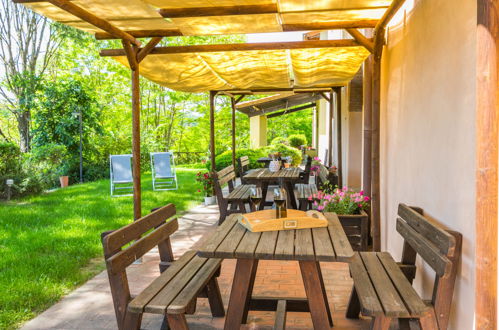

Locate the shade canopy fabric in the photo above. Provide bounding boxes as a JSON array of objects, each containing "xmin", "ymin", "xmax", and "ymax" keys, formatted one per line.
[
  {"xmin": 113, "ymin": 46, "xmax": 370, "ymax": 92},
  {"xmin": 21, "ymin": 0, "xmax": 381, "ymax": 92},
  {"xmin": 24, "ymin": 0, "xmax": 390, "ymax": 36}
]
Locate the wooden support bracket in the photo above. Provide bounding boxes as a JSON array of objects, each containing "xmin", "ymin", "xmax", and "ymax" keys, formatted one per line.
[{"xmin": 346, "ymin": 28, "xmax": 374, "ymax": 53}]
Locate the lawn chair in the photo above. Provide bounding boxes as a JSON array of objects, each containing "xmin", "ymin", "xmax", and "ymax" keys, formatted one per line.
[
  {"xmin": 110, "ymin": 154, "xmax": 133, "ymax": 197},
  {"xmin": 150, "ymin": 151, "xmax": 178, "ymax": 191}
]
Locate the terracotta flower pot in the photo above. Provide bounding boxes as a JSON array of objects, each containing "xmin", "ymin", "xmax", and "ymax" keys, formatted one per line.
[{"xmin": 59, "ymin": 176, "xmax": 69, "ymax": 188}]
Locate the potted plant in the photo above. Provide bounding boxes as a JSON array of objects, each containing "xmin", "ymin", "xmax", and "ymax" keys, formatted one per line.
[
  {"xmin": 196, "ymin": 171, "xmax": 216, "ymax": 205},
  {"xmin": 309, "ymin": 186, "xmax": 370, "ymax": 251}
]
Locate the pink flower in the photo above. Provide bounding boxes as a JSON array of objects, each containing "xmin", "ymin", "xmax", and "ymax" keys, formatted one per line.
[
  {"xmin": 343, "ymin": 186, "xmax": 348, "ymax": 191},
  {"xmin": 358, "ymin": 203, "xmax": 362, "ymax": 208},
  {"xmin": 308, "ymin": 196, "xmax": 313, "ymax": 201},
  {"xmin": 359, "ymin": 190, "xmax": 364, "ymax": 195},
  {"xmin": 364, "ymin": 196, "xmax": 370, "ymax": 202},
  {"xmin": 313, "ymin": 201, "xmax": 318, "ymax": 206},
  {"xmin": 317, "ymin": 205, "xmax": 324, "ymax": 211}
]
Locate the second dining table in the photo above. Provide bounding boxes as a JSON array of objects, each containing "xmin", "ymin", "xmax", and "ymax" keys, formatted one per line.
[{"xmin": 243, "ymin": 167, "xmax": 302, "ymax": 209}]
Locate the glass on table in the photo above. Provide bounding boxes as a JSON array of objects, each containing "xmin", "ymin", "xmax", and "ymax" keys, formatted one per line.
[
  {"xmin": 249, "ymin": 187, "xmax": 263, "ymax": 211},
  {"xmin": 273, "ymin": 188, "xmax": 287, "ymax": 218}
]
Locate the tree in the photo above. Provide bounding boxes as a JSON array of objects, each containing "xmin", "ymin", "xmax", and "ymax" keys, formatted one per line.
[
  {"xmin": 0, "ymin": 0, "xmax": 63, "ymax": 151},
  {"xmin": 31, "ymin": 78, "xmax": 103, "ymax": 173}
]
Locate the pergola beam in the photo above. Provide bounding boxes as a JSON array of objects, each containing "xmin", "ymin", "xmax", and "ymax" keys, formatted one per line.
[
  {"xmin": 137, "ymin": 37, "xmax": 163, "ymax": 63},
  {"xmin": 159, "ymin": 4, "xmax": 277, "ymax": 18},
  {"xmin": 346, "ymin": 28, "xmax": 374, "ymax": 53},
  {"xmin": 99, "ymin": 39, "xmax": 367, "ymax": 57},
  {"xmin": 282, "ymin": 20, "xmax": 378, "ymax": 31},
  {"xmin": 266, "ymin": 103, "xmax": 315, "ymax": 119},
  {"xmin": 95, "ymin": 29, "xmax": 182, "ymax": 40},
  {"xmin": 373, "ymin": 0, "xmax": 407, "ymax": 50},
  {"xmin": 12, "ymin": 0, "xmax": 142, "ymax": 47},
  {"xmin": 93, "ymin": 22, "xmax": 378, "ymax": 41}
]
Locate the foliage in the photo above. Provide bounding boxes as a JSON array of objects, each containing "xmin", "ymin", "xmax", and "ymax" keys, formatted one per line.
[
  {"xmin": 288, "ymin": 134, "xmax": 307, "ymax": 148},
  {"xmin": 27, "ymin": 143, "xmax": 68, "ymax": 187},
  {"xmin": 265, "ymin": 143, "xmax": 302, "ymax": 166},
  {"xmin": 309, "ymin": 186, "xmax": 370, "ymax": 214},
  {"xmin": 0, "ymin": 142, "xmax": 45, "ymax": 199},
  {"xmin": 0, "ymin": 141, "xmax": 21, "ymax": 174},
  {"xmin": 270, "ymin": 136, "xmax": 289, "ymax": 145},
  {"xmin": 208, "ymin": 148, "xmax": 267, "ymax": 172},
  {"xmin": 0, "ymin": 168, "xmax": 205, "ymax": 329},
  {"xmin": 0, "ymin": 0, "xmax": 65, "ymax": 151},
  {"xmin": 32, "ymin": 78, "xmax": 106, "ymax": 182},
  {"xmin": 267, "ymin": 108, "xmax": 313, "ymax": 147},
  {"xmin": 195, "ymin": 171, "xmax": 214, "ymax": 196}
]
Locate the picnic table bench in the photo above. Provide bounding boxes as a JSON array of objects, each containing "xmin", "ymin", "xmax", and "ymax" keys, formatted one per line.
[
  {"xmin": 101, "ymin": 204, "xmax": 225, "ymax": 330},
  {"xmin": 346, "ymin": 204, "xmax": 462, "ymax": 329},
  {"xmin": 214, "ymin": 165, "xmax": 254, "ymax": 224}
]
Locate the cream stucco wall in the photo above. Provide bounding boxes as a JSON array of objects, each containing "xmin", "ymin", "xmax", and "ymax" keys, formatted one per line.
[
  {"xmin": 249, "ymin": 115, "xmax": 267, "ymax": 148},
  {"xmin": 380, "ymin": 0, "xmax": 476, "ymax": 328}
]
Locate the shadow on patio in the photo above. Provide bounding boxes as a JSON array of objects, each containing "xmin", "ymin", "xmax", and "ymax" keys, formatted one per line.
[{"xmin": 21, "ymin": 203, "xmax": 370, "ymax": 330}]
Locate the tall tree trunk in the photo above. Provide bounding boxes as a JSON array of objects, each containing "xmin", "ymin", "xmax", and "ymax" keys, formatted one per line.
[{"xmin": 17, "ymin": 110, "xmax": 30, "ymax": 152}]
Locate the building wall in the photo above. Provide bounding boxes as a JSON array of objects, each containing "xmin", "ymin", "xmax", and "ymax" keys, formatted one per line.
[{"xmin": 380, "ymin": 0, "xmax": 476, "ymax": 328}]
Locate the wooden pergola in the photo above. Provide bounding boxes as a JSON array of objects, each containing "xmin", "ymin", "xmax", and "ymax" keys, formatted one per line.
[
  {"xmin": 13, "ymin": 1, "xmax": 498, "ymax": 325},
  {"xmin": 13, "ymin": 0, "xmax": 410, "ymax": 250}
]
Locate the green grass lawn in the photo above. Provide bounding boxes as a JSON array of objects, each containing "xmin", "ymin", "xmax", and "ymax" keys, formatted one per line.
[{"xmin": 0, "ymin": 167, "xmax": 204, "ymax": 329}]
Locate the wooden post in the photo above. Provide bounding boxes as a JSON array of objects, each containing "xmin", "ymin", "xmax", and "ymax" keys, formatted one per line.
[
  {"xmin": 362, "ymin": 31, "xmax": 373, "ymax": 199},
  {"xmin": 475, "ymin": 0, "xmax": 498, "ymax": 328},
  {"xmin": 371, "ymin": 28, "xmax": 384, "ymax": 251},
  {"xmin": 334, "ymin": 87, "xmax": 343, "ymax": 188},
  {"xmin": 209, "ymin": 91, "xmax": 216, "ymax": 173},
  {"xmin": 231, "ymin": 96, "xmax": 236, "ymax": 167},
  {"xmin": 122, "ymin": 41, "xmax": 142, "ymax": 221},
  {"xmin": 328, "ymin": 90, "xmax": 334, "ymax": 168},
  {"xmin": 131, "ymin": 67, "xmax": 141, "ymax": 220}
]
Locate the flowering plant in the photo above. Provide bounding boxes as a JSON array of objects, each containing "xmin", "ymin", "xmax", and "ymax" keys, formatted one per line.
[
  {"xmin": 310, "ymin": 156, "xmax": 322, "ymax": 175},
  {"xmin": 308, "ymin": 186, "xmax": 370, "ymax": 214},
  {"xmin": 196, "ymin": 171, "xmax": 214, "ymax": 197}
]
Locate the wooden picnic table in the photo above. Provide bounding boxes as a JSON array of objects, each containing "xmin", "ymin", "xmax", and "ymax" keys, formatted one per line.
[
  {"xmin": 198, "ymin": 212, "xmax": 354, "ymax": 329},
  {"xmin": 243, "ymin": 167, "xmax": 302, "ymax": 209}
]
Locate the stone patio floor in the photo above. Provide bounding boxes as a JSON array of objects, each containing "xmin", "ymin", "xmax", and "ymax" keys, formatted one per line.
[{"xmin": 21, "ymin": 203, "xmax": 372, "ymax": 330}]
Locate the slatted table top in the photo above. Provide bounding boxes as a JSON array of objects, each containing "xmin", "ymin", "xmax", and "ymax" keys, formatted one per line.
[
  {"xmin": 198, "ymin": 212, "xmax": 354, "ymax": 262},
  {"xmin": 243, "ymin": 167, "xmax": 301, "ymax": 181}
]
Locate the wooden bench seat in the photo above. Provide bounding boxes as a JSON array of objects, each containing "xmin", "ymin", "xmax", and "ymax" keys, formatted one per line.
[
  {"xmin": 214, "ymin": 165, "xmax": 254, "ymax": 224},
  {"xmin": 238, "ymin": 156, "xmax": 258, "ymax": 184},
  {"xmin": 102, "ymin": 204, "xmax": 225, "ymax": 330},
  {"xmin": 348, "ymin": 252, "xmax": 430, "ymax": 321},
  {"xmin": 346, "ymin": 204, "xmax": 462, "ymax": 329}
]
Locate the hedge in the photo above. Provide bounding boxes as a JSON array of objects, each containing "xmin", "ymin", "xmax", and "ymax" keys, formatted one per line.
[{"xmin": 288, "ymin": 134, "xmax": 307, "ymax": 149}]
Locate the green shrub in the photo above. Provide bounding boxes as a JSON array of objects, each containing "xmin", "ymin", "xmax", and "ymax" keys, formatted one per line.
[
  {"xmin": 288, "ymin": 134, "xmax": 307, "ymax": 149},
  {"xmin": 0, "ymin": 143, "xmax": 45, "ymax": 199},
  {"xmin": 27, "ymin": 144, "xmax": 68, "ymax": 188},
  {"xmin": 207, "ymin": 148, "xmax": 267, "ymax": 172},
  {"xmin": 270, "ymin": 136, "xmax": 289, "ymax": 146},
  {"xmin": 0, "ymin": 142, "xmax": 21, "ymax": 175},
  {"xmin": 265, "ymin": 143, "xmax": 302, "ymax": 166}
]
